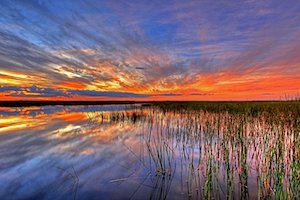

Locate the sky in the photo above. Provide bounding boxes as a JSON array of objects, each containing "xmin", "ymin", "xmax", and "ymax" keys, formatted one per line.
[{"xmin": 0, "ymin": 0, "xmax": 299, "ymax": 101}]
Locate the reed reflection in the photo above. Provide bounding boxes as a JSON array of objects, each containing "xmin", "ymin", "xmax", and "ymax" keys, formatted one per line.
[{"xmin": 0, "ymin": 103, "xmax": 298, "ymax": 199}]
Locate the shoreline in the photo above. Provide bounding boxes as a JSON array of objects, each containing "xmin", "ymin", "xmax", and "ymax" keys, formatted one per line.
[{"xmin": 0, "ymin": 100, "xmax": 298, "ymax": 107}]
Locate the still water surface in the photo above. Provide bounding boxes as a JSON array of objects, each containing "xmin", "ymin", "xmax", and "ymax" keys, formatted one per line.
[{"xmin": 0, "ymin": 105, "xmax": 298, "ymax": 199}]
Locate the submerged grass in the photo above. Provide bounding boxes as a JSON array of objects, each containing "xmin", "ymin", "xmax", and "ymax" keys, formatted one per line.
[{"xmin": 93, "ymin": 101, "xmax": 299, "ymax": 199}]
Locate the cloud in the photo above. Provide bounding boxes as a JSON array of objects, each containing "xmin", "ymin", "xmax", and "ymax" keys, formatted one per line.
[
  {"xmin": 0, "ymin": 85, "xmax": 190, "ymax": 99},
  {"xmin": 190, "ymin": 93, "xmax": 214, "ymax": 96},
  {"xmin": 0, "ymin": 85, "xmax": 149, "ymax": 98},
  {"xmin": 0, "ymin": 1, "xmax": 299, "ymax": 99},
  {"xmin": 152, "ymin": 93, "xmax": 183, "ymax": 97},
  {"xmin": 69, "ymin": 90, "xmax": 148, "ymax": 98},
  {"xmin": 7, "ymin": 86, "xmax": 70, "ymax": 97},
  {"xmin": 0, "ymin": 86, "xmax": 22, "ymax": 92}
]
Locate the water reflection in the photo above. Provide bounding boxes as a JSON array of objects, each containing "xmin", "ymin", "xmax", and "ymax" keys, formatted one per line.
[{"xmin": 0, "ymin": 105, "xmax": 298, "ymax": 199}]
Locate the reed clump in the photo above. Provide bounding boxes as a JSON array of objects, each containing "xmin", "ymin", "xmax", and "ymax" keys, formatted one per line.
[{"xmin": 99, "ymin": 101, "xmax": 299, "ymax": 199}]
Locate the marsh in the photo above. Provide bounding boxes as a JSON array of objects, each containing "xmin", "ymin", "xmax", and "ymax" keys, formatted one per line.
[{"xmin": 0, "ymin": 102, "xmax": 299, "ymax": 199}]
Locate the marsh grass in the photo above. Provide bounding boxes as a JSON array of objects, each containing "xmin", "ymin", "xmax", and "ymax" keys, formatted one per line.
[{"xmin": 91, "ymin": 102, "xmax": 299, "ymax": 199}]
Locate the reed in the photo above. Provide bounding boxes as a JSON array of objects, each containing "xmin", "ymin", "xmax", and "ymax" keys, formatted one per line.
[{"xmin": 95, "ymin": 101, "xmax": 299, "ymax": 199}]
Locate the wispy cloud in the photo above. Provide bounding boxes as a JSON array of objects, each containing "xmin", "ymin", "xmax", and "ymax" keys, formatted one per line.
[{"xmin": 0, "ymin": 0, "xmax": 299, "ymax": 100}]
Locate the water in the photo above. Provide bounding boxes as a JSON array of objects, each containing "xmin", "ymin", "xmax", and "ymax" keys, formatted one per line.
[{"xmin": 0, "ymin": 104, "xmax": 298, "ymax": 199}]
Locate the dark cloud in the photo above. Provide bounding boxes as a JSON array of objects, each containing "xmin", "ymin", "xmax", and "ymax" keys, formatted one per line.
[
  {"xmin": 0, "ymin": 85, "xmax": 148, "ymax": 98},
  {"xmin": 7, "ymin": 86, "xmax": 70, "ymax": 97},
  {"xmin": 153, "ymin": 93, "xmax": 183, "ymax": 97},
  {"xmin": 190, "ymin": 93, "xmax": 214, "ymax": 96},
  {"xmin": 0, "ymin": 85, "xmax": 188, "ymax": 98},
  {"xmin": 69, "ymin": 90, "xmax": 148, "ymax": 98},
  {"xmin": 0, "ymin": 86, "xmax": 22, "ymax": 92},
  {"xmin": 27, "ymin": 86, "xmax": 70, "ymax": 97}
]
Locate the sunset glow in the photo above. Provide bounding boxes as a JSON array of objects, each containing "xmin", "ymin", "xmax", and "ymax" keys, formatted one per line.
[{"xmin": 0, "ymin": 1, "xmax": 299, "ymax": 100}]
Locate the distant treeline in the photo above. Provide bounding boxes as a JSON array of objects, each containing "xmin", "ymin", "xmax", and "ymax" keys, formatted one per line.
[
  {"xmin": 0, "ymin": 100, "xmax": 299, "ymax": 115},
  {"xmin": 0, "ymin": 101, "xmax": 137, "ymax": 107}
]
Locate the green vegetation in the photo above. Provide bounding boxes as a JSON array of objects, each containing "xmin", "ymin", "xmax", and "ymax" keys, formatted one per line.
[
  {"xmin": 153, "ymin": 101, "xmax": 300, "ymax": 116},
  {"xmin": 95, "ymin": 101, "xmax": 299, "ymax": 199}
]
